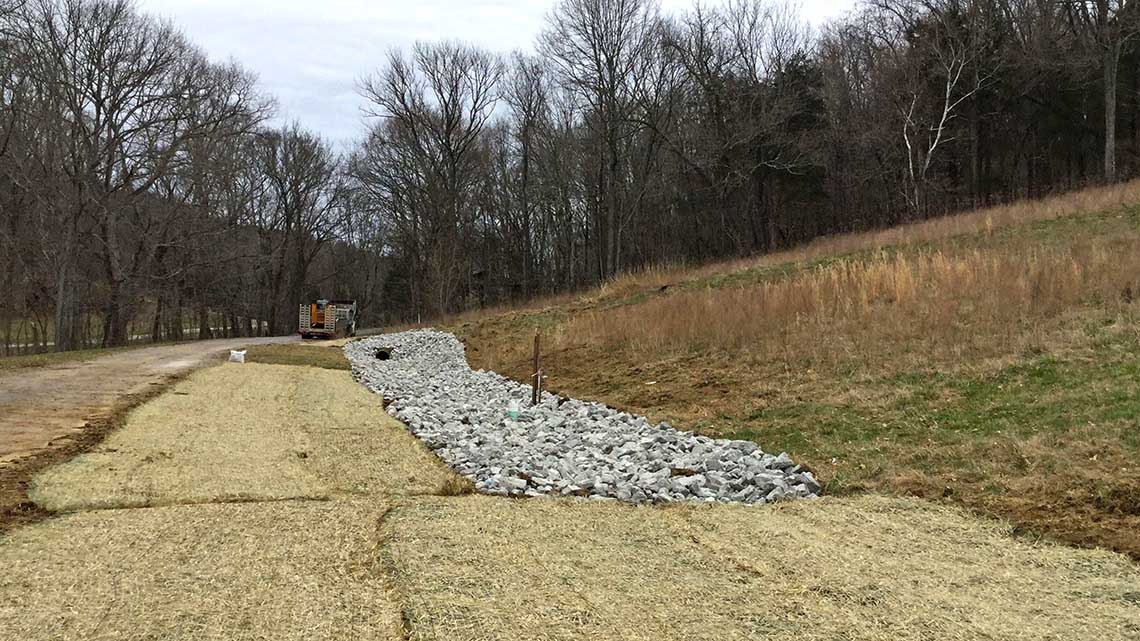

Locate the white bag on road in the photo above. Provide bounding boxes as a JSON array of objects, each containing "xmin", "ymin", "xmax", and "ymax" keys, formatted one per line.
[{"xmin": 229, "ymin": 349, "xmax": 246, "ymax": 363}]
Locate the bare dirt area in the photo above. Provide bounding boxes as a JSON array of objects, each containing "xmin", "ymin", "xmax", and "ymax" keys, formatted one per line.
[{"xmin": 0, "ymin": 336, "xmax": 297, "ymax": 530}]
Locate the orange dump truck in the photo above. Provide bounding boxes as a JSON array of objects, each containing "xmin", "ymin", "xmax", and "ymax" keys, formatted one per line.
[{"xmin": 299, "ymin": 299, "xmax": 357, "ymax": 339}]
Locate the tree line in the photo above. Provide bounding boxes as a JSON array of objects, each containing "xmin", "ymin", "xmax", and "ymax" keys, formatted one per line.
[
  {"xmin": 0, "ymin": 0, "xmax": 376, "ymax": 351},
  {"xmin": 2, "ymin": 0, "xmax": 1137, "ymax": 351},
  {"xmin": 356, "ymin": 0, "xmax": 1140, "ymax": 319}
]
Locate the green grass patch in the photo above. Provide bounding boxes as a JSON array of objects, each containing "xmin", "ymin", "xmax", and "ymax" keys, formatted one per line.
[{"xmin": 722, "ymin": 334, "xmax": 1140, "ymax": 465}]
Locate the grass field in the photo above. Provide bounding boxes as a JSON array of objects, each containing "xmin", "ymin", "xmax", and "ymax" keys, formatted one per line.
[
  {"xmin": 0, "ymin": 499, "xmax": 405, "ymax": 641},
  {"xmin": 448, "ymin": 181, "xmax": 1140, "ymax": 559}
]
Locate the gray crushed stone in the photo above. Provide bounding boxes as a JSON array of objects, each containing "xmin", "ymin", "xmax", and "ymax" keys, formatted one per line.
[{"xmin": 346, "ymin": 330, "xmax": 820, "ymax": 504}]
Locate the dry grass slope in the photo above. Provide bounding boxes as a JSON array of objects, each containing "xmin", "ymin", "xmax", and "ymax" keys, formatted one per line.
[
  {"xmin": 381, "ymin": 494, "xmax": 1140, "ymax": 641},
  {"xmin": 569, "ymin": 241, "xmax": 1140, "ymax": 371},
  {"xmin": 599, "ymin": 179, "xmax": 1140, "ymax": 299}
]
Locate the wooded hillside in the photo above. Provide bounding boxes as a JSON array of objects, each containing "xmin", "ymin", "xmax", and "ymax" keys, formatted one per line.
[{"xmin": 2, "ymin": 0, "xmax": 1137, "ymax": 350}]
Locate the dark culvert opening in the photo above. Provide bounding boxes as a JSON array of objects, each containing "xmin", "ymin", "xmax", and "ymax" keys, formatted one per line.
[{"xmin": 375, "ymin": 347, "xmax": 393, "ymax": 360}]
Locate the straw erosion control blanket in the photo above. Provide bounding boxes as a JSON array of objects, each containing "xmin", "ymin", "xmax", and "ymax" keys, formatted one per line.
[
  {"xmin": 379, "ymin": 494, "xmax": 1140, "ymax": 641},
  {"xmin": 348, "ymin": 330, "xmax": 821, "ymax": 504},
  {"xmin": 1, "ymin": 361, "xmax": 465, "ymax": 641},
  {"xmin": 29, "ymin": 362, "xmax": 461, "ymax": 512}
]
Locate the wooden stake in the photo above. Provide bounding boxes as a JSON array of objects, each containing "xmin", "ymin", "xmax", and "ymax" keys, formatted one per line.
[{"xmin": 531, "ymin": 331, "xmax": 541, "ymax": 406}]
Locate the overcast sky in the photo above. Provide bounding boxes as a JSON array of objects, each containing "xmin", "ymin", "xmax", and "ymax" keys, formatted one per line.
[{"xmin": 137, "ymin": 0, "xmax": 857, "ymax": 146}]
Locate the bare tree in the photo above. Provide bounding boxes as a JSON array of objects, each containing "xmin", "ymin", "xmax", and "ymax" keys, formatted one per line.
[
  {"xmin": 540, "ymin": 0, "xmax": 660, "ymax": 279},
  {"xmin": 1065, "ymin": 0, "xmax": 1140, "ymax": 182},
  {"xmin": 260, "ymin": 123, "xmax": 343, "ymax": 334},
  {"xmin": 870, "ymin": 0, "xmax": 995, "ymax": 216},
  {"xmin": 359, "ymin": 41, "xmax": 504, "ymax": 315},
  {"xmin": 504, "ymin": 53, "xmax": 550, "ymax": 297},
  {"xmin": 11, "ymin": 0, "xmax": 270, "ymax": 346}
]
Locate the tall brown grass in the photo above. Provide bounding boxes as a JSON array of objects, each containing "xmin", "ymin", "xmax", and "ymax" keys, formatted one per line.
[
  {"xmin": 438, "ymin": 180, "xmax": 1140, "ymax": 334},
  {"xmin": 560, "ymin": 237, "xmax": 1140, "ymax": 375},
  {"xmin": 598, "ymin": 180, "xmax": 1140, "ymax": 297}
]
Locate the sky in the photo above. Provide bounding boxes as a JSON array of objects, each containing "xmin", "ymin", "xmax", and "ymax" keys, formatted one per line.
[{"xmin": 138, "ymin": 0, "xmax": 857, "ymax": 146}]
